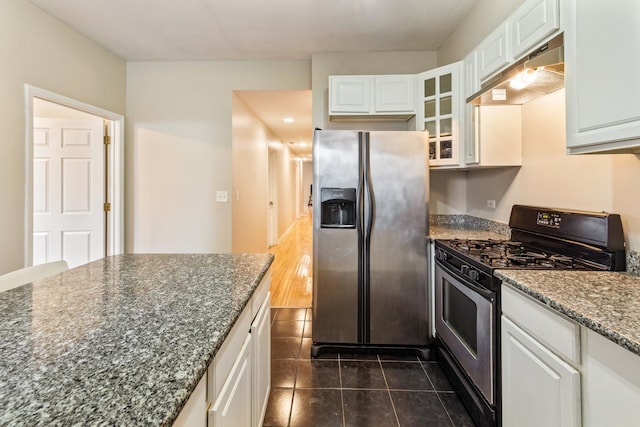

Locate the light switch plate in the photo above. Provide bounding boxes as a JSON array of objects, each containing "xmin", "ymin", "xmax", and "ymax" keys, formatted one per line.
[{"xmin": 216, "ymin": 191, "xmax": 229, "ymax": 203}]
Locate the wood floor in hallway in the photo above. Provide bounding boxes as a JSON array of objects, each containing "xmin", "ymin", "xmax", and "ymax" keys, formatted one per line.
[{"xmin": 269, "ymin": 214, "xmax": 313, "ymax": 308}]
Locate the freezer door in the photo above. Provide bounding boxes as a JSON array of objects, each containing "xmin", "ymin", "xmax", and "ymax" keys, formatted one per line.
[
  {"xmin": 366, "ymin": 131, "xmax": 429, "ymax": 345},
  {"xmin": 312, "ymin": 130, "xmax": 362, "ymax": 344}
]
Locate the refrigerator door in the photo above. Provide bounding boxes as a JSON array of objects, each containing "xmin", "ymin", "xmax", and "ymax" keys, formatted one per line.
[
  {"xmin": 366, "ymin": 131, "xmax": 429, "ymax": 345},
  {"xmin": 312, "ymin": 130, "xmax": 362, "ymax": 344}
]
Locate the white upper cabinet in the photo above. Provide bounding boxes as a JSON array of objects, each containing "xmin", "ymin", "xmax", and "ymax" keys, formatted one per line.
[
  {"xmin": 416, "ymin": 62, "xmax": 463, "ymax": 167},
  {"xmin": 564, "ymin": 0, "xmax": 640, "ymax": 154},
  {"xmin": 329, "ymin": 76, "xmax": 371, "ymax": 114},
  {"xmin": 475, "ymin": 0, "xmax": 560, "ymax": 84},
  {"xmin": 374, "ymin": 75, "xmax": 416, "ymax": 112},
  {"xmin": 462, "ymin": 50, "xmax": 522, "ymax": 168},
  {"xmin": 329, "ymin": 75, "xmax": 415, "ymax": 119},
  {"xmin": 476, "ymin": 23, "xmax": 512, "ymax": 82},
  {"xmin": 510, "ymin": 0, "xmax": 560, "ymax": 59},
  {"xmin": 463, "ymin": 51, "xmax": 479, "ymax": 165}
]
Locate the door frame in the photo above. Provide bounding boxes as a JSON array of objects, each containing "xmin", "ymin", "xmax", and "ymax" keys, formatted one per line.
[{"xmin": 24, "ymin": 84, "xmax": 125, "ymax": 266}]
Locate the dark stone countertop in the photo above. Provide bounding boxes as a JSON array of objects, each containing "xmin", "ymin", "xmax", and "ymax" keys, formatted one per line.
[
  {"xmin": 0, "ymin": 253, "xmax": 273, "ymax": 426},
  {"xmin": 429, "ymin": 214, "xmax": 510, "ymax": 241},
  {"xmin": 497, "ymin": 270, "xmax": 640, "ymax": 357}
]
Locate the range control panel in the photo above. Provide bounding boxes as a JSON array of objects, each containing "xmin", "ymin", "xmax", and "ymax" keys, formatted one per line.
[{"xmin": 536, "ymin": 211, "xmax": 561, "ymax": 228}]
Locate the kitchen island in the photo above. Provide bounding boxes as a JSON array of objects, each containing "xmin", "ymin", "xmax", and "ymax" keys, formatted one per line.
[{"xmin": 0, "ymin": 253, "xmax": 273, "ymax": 426}]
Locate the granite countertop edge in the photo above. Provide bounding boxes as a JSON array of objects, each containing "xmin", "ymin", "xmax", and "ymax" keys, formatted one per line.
[
  {"xmin": 496, "ymin": 271, "xmax": 640, "ymax": 357},
  {"xmin": 167, "ymin": 254, "xmax": 274, "ymax": 424},
  {"xmin": 0, "ymin": 253, "xmax": 275, "ymax": 427}
]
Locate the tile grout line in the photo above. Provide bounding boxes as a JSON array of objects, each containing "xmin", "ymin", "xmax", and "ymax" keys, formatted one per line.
[
  {"xmin": 287, "ymin": 309, "xmax": 309, "ymax": 427},
  {"xmin": 420, "ymin": 360, "xmax": 456, "ymax": 427},
  {"xmin": 338, "ymin": 353, "xmax": 346, "ymax": 427},
  {"xmin": 378, "ymin": 356, "xmax": 402, "ymax": 427}
]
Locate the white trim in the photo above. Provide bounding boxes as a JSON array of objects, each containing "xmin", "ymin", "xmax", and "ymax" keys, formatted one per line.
[
  {"xmin": 276, "ymin": 220, "xmax": 296, "ymax": 245},
  {"xmin": 24, "ymin": 84, "xmax": 125, "ymax": 266}
]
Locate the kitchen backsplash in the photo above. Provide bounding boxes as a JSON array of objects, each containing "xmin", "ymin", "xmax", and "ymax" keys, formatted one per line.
[
  {"xmin": 429, "ymin": 214, "xmax": 511, "ymax": 236},
  {"xmin": 626, "ymin": 252, "xmax": 640, "ymax": 276}
]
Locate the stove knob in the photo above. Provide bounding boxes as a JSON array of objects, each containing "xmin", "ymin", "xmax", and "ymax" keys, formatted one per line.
[
  {"xmin": 461, "ymin": 264, "xmax": 469, "ymax": 275},
  {"xmin": 437, "ymin": 249, "xmax": 448, "ymax": 261},
  {"xmin": 469, "ymin": 269, "xmax": 480, "ymax": 281}
]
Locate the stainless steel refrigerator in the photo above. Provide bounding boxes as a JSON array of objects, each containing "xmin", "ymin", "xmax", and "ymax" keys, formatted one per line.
[{"xmin": 311, "ymin": 130, "xmax": 430, "ymax": 356}]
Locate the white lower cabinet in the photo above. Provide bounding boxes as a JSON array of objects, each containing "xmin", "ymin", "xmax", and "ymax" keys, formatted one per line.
[
  {"xmin": 210, "ymin": 334, "xmax": 253, "ymax": 427},
  {"xmin": 501, "ymin": 285, "xmax": 581, "ymax": 427},
  {"xmin": 581, "ymin": 327, "xmax": 640, "ymax": 427},
  {"xmin": 174, "ymin": 272, "xmax": 271, "ymax": 427},
  {"xmin": 501, "ymin": 316, "xmax": 581, "ymax": 427},
  {"xmin": 251, "ymin": 292, "xmax": 271, "ymax": 427},
  {"xmin": 502, "ymin": 284, "xmax": 640, "ymax": 427},
  {"xmin": 173, "ymin": 374, "xmax": 208, "ymax": 427}
]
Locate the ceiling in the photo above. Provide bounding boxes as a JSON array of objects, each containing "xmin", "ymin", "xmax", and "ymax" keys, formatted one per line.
[
  {"xmin": 235, "ymin": 90, "xmax": 314, "ymax": 159},
  {"xmin": 27, "ymin": 0, "xmax": 477, "ymax": 159}
]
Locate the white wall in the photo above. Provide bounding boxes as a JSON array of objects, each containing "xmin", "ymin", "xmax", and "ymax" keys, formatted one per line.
[
  {"xmin": 0, "ymin": 0, "xmax": 126, "ymax": 274},
  {"xmin": 231, "ymin": 93, "xmax": 301, "ymax": 253},
  {"xmin": 231, "ymin": 93, "xmax": 269, "ymax": 253},
  {"xmin": 301, "ymin": 162, "xmax": 313, "ymax": 215},
  {"xmin": 466, "ymin": 90, "xmax": 640, "ymax": 250},
  {"xmin": 126, "ymin": 61, "xmax": 310, "ymax": 254},
  {"xmin": 274, "ymin": 146, "xmax": 298, "ymax": 241},
  {"xmin": 437, "ymin": 0, "xmax": 525, "ymax": 65},
  {"xmin": 429, "ymin": 170, "xmax": 468, "ymax": 215}
]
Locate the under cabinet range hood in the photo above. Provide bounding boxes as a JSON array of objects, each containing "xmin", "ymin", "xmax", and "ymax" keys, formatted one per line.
[{"xmin": 468, "ymin": 33, "xmax": 564, "ymax": 106}]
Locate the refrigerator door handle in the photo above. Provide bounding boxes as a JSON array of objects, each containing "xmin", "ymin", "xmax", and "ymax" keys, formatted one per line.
[
  {"xmin": 364, "ymin": 132, "xmax": 374, "ymax": 241},
  {"xmin": 362, "ymin": 131, "xmax": 374, "ymax": 343},
  {"xmin": 357, "ymin": 131, "xmax": 366, "ymax": 343},
  {"xmin": 357, "ymin": 132, "xmax": 365, "ymax": 235}
]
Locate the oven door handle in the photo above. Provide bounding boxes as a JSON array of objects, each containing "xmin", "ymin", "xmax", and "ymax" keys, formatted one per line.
[{"xmin": 436, "ymin": 259, "xmax": 495, "ymax": 302}]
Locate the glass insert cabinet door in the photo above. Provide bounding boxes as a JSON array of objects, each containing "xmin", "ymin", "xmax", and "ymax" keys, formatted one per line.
[{"xmin": 416, "ymin": 62, "xmax": 462, "ymax": 167}]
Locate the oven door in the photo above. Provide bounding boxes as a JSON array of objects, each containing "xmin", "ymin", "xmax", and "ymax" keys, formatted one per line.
[{"xmin": 435, "ymin": 260, "xmax": 495, "ymax": 405}]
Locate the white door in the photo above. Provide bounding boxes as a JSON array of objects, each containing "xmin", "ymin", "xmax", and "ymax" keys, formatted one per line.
[{"xmin": 33, "ymin": 118, "xmax": 105, "ymax": 268}]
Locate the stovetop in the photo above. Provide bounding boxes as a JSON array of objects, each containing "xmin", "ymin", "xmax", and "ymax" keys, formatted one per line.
[
  {"xmin": 440, "ymin": 238, "xmax": 597, "ymax": 270},
  {"xmin": 434, "ymin": 206, "xmax": 626, "ymax": 288}
]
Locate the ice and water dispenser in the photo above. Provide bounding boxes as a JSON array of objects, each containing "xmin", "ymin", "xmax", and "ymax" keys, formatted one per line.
[{"xmin": 320, "ymin": 188, "xmax": 356, "ymax": 228}]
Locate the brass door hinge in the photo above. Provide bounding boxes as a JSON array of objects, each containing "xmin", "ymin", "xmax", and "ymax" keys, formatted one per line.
[
  {"xmin": 104, "ymin": 202, "xmax": 111, "ymax": 212},
  {"xmin": 104, "ymin": 135, "xmax": 111, "ymax": 145}
]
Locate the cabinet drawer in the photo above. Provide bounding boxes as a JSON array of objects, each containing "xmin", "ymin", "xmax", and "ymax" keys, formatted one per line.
[
  {"xmin": 502, "ymin": 285, "xmax": 580, "ymax": 364},
  {"xmin": 208, "ymin": 304, "xmax": 252, "ymax": 400},
  {"xmin": 251, "ymin": 273, "xmax": 270, "ymax": 318}
]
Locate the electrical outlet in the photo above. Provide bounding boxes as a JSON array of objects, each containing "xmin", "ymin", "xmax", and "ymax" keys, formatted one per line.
[
  {"xmin": 216, "ymin": 191, "xmax": 229, "ymax": 203},
  {"xmin": 487, "ymin": 199, "xmax": 496, "ymax": 209}
]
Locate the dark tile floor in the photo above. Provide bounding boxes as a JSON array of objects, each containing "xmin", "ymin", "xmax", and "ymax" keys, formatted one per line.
[{"xmin": 264, "ymin": 307, "xmax": 476, "ymax": 427}]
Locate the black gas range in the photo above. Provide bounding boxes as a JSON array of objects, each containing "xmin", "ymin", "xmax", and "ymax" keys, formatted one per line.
[{"xmin": 433, "ymin": 205, "xmax": 626, "ymax": 427}]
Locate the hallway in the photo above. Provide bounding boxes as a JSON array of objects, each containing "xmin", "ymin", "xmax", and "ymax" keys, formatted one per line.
[
  {"xmin": 269, "ymin": 214, "xmax": 313, "ymax": 308},
  {"xmin": 265, "ymin": 215, "xmax": 475, "ymax": 426}
]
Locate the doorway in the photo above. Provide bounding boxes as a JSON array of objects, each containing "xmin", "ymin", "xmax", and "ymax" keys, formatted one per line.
[
  {"xmin": 268, "ymin": 147, "xmax": 278, "ymax": 247},
  {"xmin": 24, "ymin": 85, "xmax": 124, "ymax": 268}
]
